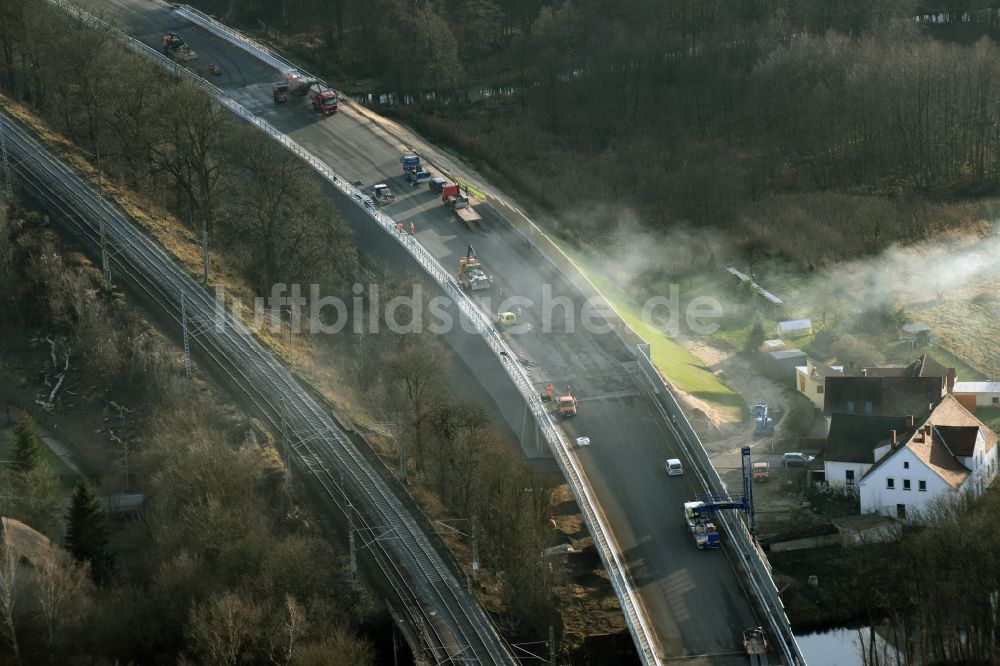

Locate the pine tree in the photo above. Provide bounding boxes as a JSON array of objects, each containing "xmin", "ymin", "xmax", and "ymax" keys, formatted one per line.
[
  {"xmin": 64, "ymin": 479, "xmax": 112, "ymax": 581},
  {"xmin": 8, "ymin": 412, "xmax": 42, "ymax": 473},
  {"xmin": 745, "ymin": 318, "xmax": 766, "ymax": 354}
]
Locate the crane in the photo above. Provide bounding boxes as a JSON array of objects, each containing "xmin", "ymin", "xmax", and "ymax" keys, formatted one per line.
[{"xmin": 685, "ymin": 445, "xmax": 757, "ymax": 543}]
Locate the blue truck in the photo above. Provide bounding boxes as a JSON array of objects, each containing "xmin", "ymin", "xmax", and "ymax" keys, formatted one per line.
[{"xmin": 401, "ymin": 155, "xmax": 420, "ymax": 174}]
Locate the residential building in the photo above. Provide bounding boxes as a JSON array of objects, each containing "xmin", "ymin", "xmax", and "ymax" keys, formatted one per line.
[
  {"xmin": 824, "ymin": 413, "xmax": 913, "ymax": 488},
  {"xmin": 795, "ymin": 358, "xmax": 844, "ymax": 410},
  {"xmin": 953, "ymin": 381, "xmax": 1000, "ymax": 409},
  {"xmin": 862, "ymin": 354, "xmax": 953, "ymax": 387},
  {"xmin": 823, "ymin": 354, "xmax": 957, "ymax": 417},
  {"xmin": 858, "ymin": 395, "xmax": 998, "ymax": 520}
]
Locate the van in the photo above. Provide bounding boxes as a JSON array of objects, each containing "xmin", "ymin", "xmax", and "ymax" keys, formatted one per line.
[{"xmin": 665, "ymin": 458, "xmax": 684, "ymax": 476}]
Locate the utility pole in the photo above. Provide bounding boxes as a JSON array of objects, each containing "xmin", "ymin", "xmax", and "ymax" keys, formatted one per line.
[
  {"xmin": 181, "ymin": 292, "xmax": 192, "ymax": 379},
  {"xmin": 548, "ymin": 626, "xmax": 556, "ymax": 666},
  {"xmin": 280, "ymin": 396, "xmax": 291, "ymax": 488},
  {"xmin": 0, "ymin": 117, "xmax": 12, "ymax": 202},
  {"xmin": 201, "ymin": 223, "xmax": 209, "ymax": 284},
  {"xmin": 122, "ymin": 440, "xmax": 130, "ymax": 491},
  {"xmin": 95, "ymin": 144, "xmax": 111, "ymax": 289},
  {"xmin": 347, "ymin": 503, "xmax": 358, "ymax": 591},
  {"xmin": 397, "ymin": 420, "xmax": 407, "ymax": 483},
  {"xmin": 471, "ymin": 515, "xmax": 479, "ymax": 583}
]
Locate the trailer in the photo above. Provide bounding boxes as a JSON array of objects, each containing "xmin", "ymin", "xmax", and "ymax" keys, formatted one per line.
[
  {"xmin": 743, "ymin": 627, "xmax": 769, "ymax": 665},
  {"xmin": 455, "ymin": 206, "xmax": 482, "ymax": 230}
]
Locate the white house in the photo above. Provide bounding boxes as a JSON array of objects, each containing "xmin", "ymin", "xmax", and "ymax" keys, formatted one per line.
[
  {"xmin": 953, "ymin": 381, "xmax": 1000, "ymax": 408},
  {"xmin": 795, "ymin": 358, "xmax": 844, "ymax": 411},
  {"xmin": 823, "ymin": 413, "xmax": 914, "ymax": 489},
  {"xmin": 858, "ymin": 395, "xmax": 998, "ymax": 521}
]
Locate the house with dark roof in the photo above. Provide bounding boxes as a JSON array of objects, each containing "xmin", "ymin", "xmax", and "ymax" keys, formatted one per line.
[
  {"xmin": 823, "ymin": 374, "xmax": 946, "ymax": 417},
  {"xmin": 858, "ymin": 395, "xmax": 998, "ymax": 521},
  {"xmin": 862, "ymin": 354, "xmax": 954, "ymax": 386},
  {"xmin": 824, "ymin": 413, "xmax": 914, "ymax": 488}
]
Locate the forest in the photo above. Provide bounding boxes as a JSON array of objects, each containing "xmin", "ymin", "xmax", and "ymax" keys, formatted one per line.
[{"xmin": 196, "ymin": 0, "xmax": 1000, "ymax": 263}]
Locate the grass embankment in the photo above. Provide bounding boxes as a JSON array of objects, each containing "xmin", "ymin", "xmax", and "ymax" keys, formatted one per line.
[{"xmin": 558, "ymin": 247, "xmax": 744, "ymax": 420}]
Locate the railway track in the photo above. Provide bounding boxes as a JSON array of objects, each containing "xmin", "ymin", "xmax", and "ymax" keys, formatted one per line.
[{"xmin": 1, "ymin": 110, "xmax": 516, "ymax": 666}]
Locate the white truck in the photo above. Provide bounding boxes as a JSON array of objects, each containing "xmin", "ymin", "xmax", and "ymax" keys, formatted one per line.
[{"xmin": 371, "ymin": 183, "xmax": 395, "ymax": 204}]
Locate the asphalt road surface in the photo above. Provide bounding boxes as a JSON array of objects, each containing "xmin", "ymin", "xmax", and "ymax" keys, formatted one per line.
[{"xmin": 91, "ymin": 2, "xmax": 765, "ymax": 662}]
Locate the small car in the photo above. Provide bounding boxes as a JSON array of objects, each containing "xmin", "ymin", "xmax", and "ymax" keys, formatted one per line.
[
  {"xmin": 429, "ymin": 177, "xmax": 449, "ymax": 193},
  {"xmin": 665, "ymin": 458, "xmax": 684, "ymax": 476},
  {"xmin": 782, "ymin": 452, "xmax": 815, "ymax": 467},
  {"xmin": 576, "ymin": 437, "xmax": 591, "ymax": 448}
]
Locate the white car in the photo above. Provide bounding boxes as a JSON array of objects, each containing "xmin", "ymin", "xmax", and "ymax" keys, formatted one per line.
[
  {"xmin": 665, "ymin": 458, "xmax": 684, "ymax": 476},
  {"xmin": 782, "ymin": 452, "xmax": 815, "ymax": 467},
  {"xmin": 576, "ymin": 436, "xmax": 591, "ymax": 447}
]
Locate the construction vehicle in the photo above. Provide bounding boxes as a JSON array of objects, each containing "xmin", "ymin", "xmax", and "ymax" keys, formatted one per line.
[
  {"xmin": 162, "ymin": 33, "xmax": 198, "ymax": 61},
  {"xmin": 273, "ymin": 83, "xmax": 289, "ymax": 104},
  {"xmin": 684, "ymin": 501, "xmax": 721, "ymax": 549},
  {"xmin": 752, "ymin": 461, "xmax": 769, "ymax": 481},
  {"xmin": 557, "ymin": 389, "xmax": 577, "ymax": 417},
  {"xmin": 407, "ymin": 170, "xmax": 432, "ymax": 186},
  {"xmin": 742, "ymin": 627, "xmax": 769, "ymax": 665},
  {"xmin": 401, "ymin": 155, "xmax": 421, "ymax": 173},
  {"xmin": 753, "ymin": 403, "xmax": 774, "ymax": 435},
  {"xmin": 457, "ymin": 246, "xmax": 493, "ymax": 291},
  {"xmin": 284, "ymin": 70, "xmax": 320, "ymax": 95},
  {"xmin": 441, "ymin": 183, "xmax": 482, "ymax": 230},
  {"xmin": 371, "ymin": 184, "xmax": 395, "ymax": 204},
  {"xmin": 497, "ymin": 312, "xmax": 516, "ymax": 327},
  {"xmin": 310, "ymin": 87, "xmax": 338, "ymax": 115},
  {"xmin": 684, "ymin": 446, "xmax": 758, "ymax": 548}
]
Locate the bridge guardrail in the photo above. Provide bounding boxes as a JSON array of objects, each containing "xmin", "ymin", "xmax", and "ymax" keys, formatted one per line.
[
  {"xmin": 172, "ymin": 4, "xmax": 327, "ymax": 86},
  {"xmin": 636, "ymin": 346, "xmax": 806, "ymax": 665}
]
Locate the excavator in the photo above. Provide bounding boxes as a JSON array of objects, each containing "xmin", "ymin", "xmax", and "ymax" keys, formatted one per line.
[{"xmin": 457, "ymin": 246, "xmax": 493, "ymax": 291}]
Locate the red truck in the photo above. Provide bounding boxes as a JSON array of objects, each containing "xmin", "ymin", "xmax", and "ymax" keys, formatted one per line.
[
  {"xmin": 310, "ymin": 88, "xmax": 338, "ymax": 115},
  {"xmin": 441, "ymin": 183, "xmax": 481, "ymax": 230}
]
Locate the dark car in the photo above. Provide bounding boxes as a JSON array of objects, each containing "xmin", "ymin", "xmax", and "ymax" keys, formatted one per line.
[{"xmin": 429, "ymin": 177, "xmax": 448, "ymax": 193}]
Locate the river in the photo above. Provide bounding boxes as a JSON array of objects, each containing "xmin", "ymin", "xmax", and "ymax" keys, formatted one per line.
[{"xmin": 797, "ymin": 627, "xmax": 902, "ymax": 666}]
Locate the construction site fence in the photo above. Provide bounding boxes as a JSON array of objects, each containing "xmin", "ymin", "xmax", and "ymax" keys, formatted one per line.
[
  {"xmin": 635, "ymin": 344, "xmax": 806, "ymax": 666},
  {"xmin": 43, "ymin": 2, "xmax": 663, "ymax": 664}
]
